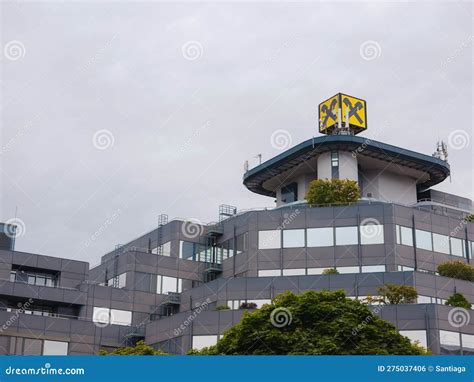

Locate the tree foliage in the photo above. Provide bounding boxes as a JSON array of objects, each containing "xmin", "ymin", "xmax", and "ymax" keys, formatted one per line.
[
  {"xmin": 191, "ymin": 290, "xmax": 427, "ymax": 355},
  {"xmin": 322, "ymin": 268, "xmax": 339, "ymax": 275},
  {"xmin": 438, "ymin": 261, "xmax": 474, "ymax": 282},
  {"xmin": 376, "ymin": 284, "xmax": 418, "ymax": 305},
  {"xmin": 305, "ymin": 178, "xmax": 360, "ymax": 206},
  {"xmin": 98, "ymin": 340, "xmax": 167, "ymax": 355},
  {"xmin": 445, "ymin": 293, "xmax": 472, "ymax": 310}
]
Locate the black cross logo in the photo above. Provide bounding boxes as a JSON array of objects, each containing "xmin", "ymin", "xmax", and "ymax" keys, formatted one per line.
[
  {"xmin": 342, "ymin": 97, "xmax": 364, "ymax": 124},
  {"xmin": 321, "ymin": 98, "xmax": 338, "ymax": 128}
]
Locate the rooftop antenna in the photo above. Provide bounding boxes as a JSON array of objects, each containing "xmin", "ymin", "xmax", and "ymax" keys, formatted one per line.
[
  {"xmin": 255, "ymin": 154, "xmax": 262, "ymax": 165},
  {"xmin": 243, "ymin": 160, "xmax": 249, "ymax": 173}
]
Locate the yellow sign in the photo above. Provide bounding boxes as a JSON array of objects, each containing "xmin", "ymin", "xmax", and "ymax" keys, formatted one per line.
[
  {"xmin": 340, "ymin": 93, "xmax": 367, "ymax": 131},
  {"xmin": 318, "ymin": 94, "xmax": 339, "ymax": 132},
  {"xmin": 318, "ymin": 93, "xmax": 367, "ymax": 135}
]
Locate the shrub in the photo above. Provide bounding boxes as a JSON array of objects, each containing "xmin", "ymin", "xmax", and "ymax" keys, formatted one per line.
[
  {"xmin": 239, "ymin": 302, "xmax": 258, "ymax": 309},
  {"xmin": 437, "ymin": 261, "xmax": 474, "ymax": 282},
  {"xmin": 191, "ymin": 290, "xmax": 427, "ymax": 355},
  {"xmin": 98, "ymin": 340, "xmax": 167, "ymax": 355},
  {"xmin": 322, "ymin": 268, "xmax": 339, "ymax": 275},
  {"xmin": 377, "ymin": 284, "xmax": 418, "ymax": 304},
  {"xmin": 305, "ymin": 178, "xmax": 360, "ymax": 206},
  {"xmin": 216, "ymin": 304, "xmax": 231, "ymax": 311},
  {"xmin": 445, "ymin": 293, "xmax": 472, "ymax": 310}
]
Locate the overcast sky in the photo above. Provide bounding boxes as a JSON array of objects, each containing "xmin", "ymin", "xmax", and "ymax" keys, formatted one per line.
[{"xmin": 1, "ymin": 1, "xmax": 472, "ymax": 266}]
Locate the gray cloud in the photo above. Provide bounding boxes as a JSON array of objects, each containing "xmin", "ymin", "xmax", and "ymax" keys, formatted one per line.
[{"xmin": 1, "ymin": 1, "xmax": 472, "ymax": 265}]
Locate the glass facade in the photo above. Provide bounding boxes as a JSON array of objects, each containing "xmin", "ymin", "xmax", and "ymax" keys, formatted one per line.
[
  {"xmin": 157, "ymin": 275, "xmax": 182, "ymax": 294},
  {"xmin": 281, "ymin": 182, "xmax": 298, "ymax": 203},
  {"xmin": 258, "ymin": 230, "xmax": 281, "ymax": 249},
  {"xmin": 360, "ymin": 224, "xmax": 384, "ymax": 245},
  {"xmin": 307, "ymin": 227, "xmax": 334, "ymax": 247},
  {"xmin": 43, "ymin": 340, "xmax": 68, "ymax": 355},
  {"xmin": 283, "ymin": 229, "xmax": 305, "ymax": 248},
  {"xmin": 335, "ymin": 226, "xmax": 358, "ymax": 246},
  {"xmin": 415, "ymin": 229, "xmax": 433, "ymax": 251},
  {"xmin": 258, "ymin": 269, "xmax": 281, "ymax": 277}
]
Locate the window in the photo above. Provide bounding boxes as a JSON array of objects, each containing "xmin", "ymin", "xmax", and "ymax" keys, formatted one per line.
[
  {"xmin": 307, "ymin": 227, "xmax": 334, "ymax": 247},
  {"xmin": 93, "ymin": 307, "xmax": 132, "ymax": 326},
  {"xmin": 433, "ymin": 233, "xmax": 450, "ymax": 254},
  {"xmin": 450, "ymin": 237, "xmax": 465, "ymax": 257},
  {"xmin": 258, "ymin": 269, "xmax": 281, "ymax": 277},
  {"xmin": 336, "ymin": 266, "xmax": 360, "ymax": 274},
  {"xmin": 399, "ymin": 330, "xmax": 427, "ymax": 348},
  {"xmin": 283, "ymin": 229, "xmax": 305, "ymax": 248},
  {"xmin": 440, "ymin": 330, "xmax": 460, "ymax": 347},
  {"xmin": 415, "ymin": 229, "xmax": 432, "ymax": 251},
  {"xmin": 180, "ymin": 241, "xmax": 195, "ymax": 260},
  {"xmin": 281, "ymin": 182, "xmax": 298, "ymax": 203},
  {"xmin": 396, "ymin": 225, "xmax": 413, "ymax": 246},
  {"xmin": 110, "ymin": 309, "xmax": 132, "ymax": 326},
  {"xmin": 43, "ymin": 340, "xmax": 68, "ymax": 355},
  {"xmin": 335, "ymin": 226, "xmax": 358, "ymax": 245},
  {"xmin": 331, "ymin": 151, "xmax": 339, "ymax": 167},
  {"xmin": 462, "ymin": 334, "xmax": 474, "ymax": 349},
  {"xmin": 236, "ymin": 233, "xmax": 248, "ymax": 254},
  {"xmin": 360, "ymin": 224, "xmax": 384, "ymax": 245},
  {"xmin": 10, "ymin": 269, "xmax": 59, "ymax": 288},
  {"xmin": 134, "ymin": 272, "xmax": 152, "ymax": 292},
  {"xmin": 417, "ymin": 295, "xmax": 432, "ymax": 304},
  {"xmin": 307, "ymin": 268, "xmax": 326, "ymax": 275},
  {"xmin": 157, "ymin": 275, "xmax": 182, "ymax": 294},
  {"xmin": 361, "ymin": 265, "xmax": 385, "ymax": 273},
  {"xmin": 93, "ymin": 307, "xmax": 110, "ymax": 326},
  {"xmin": 118, "ymin": 273, "xmax": 126, "ymax": 288},
  {"xmin": 397, "ymin": 265, "xmax": 414, "ymax": 271},
  {"xmin": 258, "ymin": 230, "xmax": 281, "ymax": 249},
  {"xmin": 192, "ymin": 335, "xmax": 218, "ymax": 350},
  {"xmin": 282, "ymin": 268, "xmax": 305, "ymax": 276}
]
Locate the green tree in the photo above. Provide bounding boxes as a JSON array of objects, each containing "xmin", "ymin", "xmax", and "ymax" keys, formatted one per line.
[
  {"xmin": 305, "ymin": 178, "xmax": 360, "ymax": 206},
  {"xmin": 98, "ymin": 340, "xmax": 167, "ymax": 355},
  {"xmin": 438, "ymin": 261, "xmax": 474, "ymax": 282},
  {"xmin": 322, "ymin": 268, "xmax": 339, "ymax": 275},
  {"xmin": 191, "ymin": 290, "xmax": 427, "ymax": 355},
  {"xmin": 377, "ymin": 284, "xmax": 418, "ymax": 304},
  {"xmin": 445, "ymin": 293, "xmax": 472, "ymax": 310},
  {"xmin": 465, "ymin": 214, "xmax": 474, "ymax": 223}
]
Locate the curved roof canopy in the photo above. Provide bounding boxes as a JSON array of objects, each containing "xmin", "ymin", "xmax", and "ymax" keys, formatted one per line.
[{"xmin": 243, "ymin": 135, "xmax": 450, "ymax": 197}]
